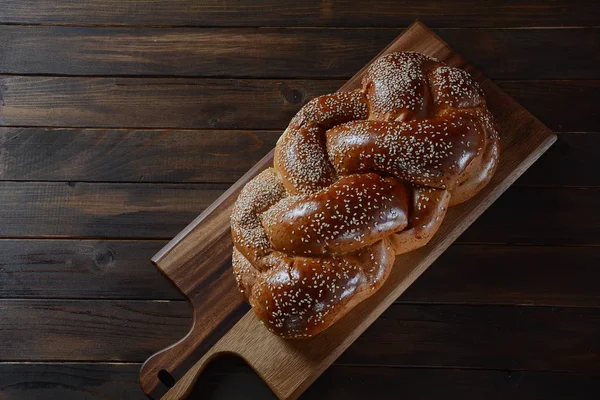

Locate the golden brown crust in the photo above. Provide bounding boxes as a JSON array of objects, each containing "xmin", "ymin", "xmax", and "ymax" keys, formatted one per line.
[
  {"xmin": 245, "ymin": 239, "xmax": 395, "ymax": 338},
  {"xmin": 231, "ymin": 168, "xmax": 286, "ymax": 268},
  {"xmin": 325, "ymin": 110, "xmax": 484, "ymax": 190},
  {"xmin": 274, "ymin": 90, "xmax": 369, "ymax": 194},
  {"xmin": 262, "ymin": 173, "xmax": 409, "ymax": 256},
  {"xmin": 388, "ymin": 186, "xmax": 450, "ymax": 254},
  {"xmin": 231, "ymin": 51, "xmax": 500, "ymax": 338}
]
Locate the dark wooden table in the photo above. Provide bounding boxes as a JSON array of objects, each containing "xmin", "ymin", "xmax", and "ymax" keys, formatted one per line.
[{"xmin": 1, "ymin": 1, "xmax": 599, "ymax": 399}]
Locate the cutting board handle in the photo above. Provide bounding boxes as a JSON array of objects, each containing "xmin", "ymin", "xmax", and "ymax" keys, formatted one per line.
[
  {"xmin": 140, "ymin": 313, "xmax": 210, "ymax": 398},
  {"xmin": 160, "ymin": 312, "xmax": 320, "ymax": 400},
  {"xmin": 141, "ymin": 298, "xmax": 250, "ymax": 399},
  {"xmin": 160, "ymin": 349, "xmax": 225, "ymax": 400}
]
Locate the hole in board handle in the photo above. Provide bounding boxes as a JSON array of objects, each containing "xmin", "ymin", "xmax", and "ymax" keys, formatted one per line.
[{"xmin": 158, "ymin": 369, "xmax": 176, "ymax": 388}]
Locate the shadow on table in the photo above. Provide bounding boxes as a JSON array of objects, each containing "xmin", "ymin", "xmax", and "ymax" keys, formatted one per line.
[{"xmin": 189, "ymin": 354, "xmax": 277, "ymax": 400}]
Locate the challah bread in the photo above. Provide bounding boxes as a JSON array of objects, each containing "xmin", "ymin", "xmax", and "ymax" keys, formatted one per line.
[{"xmin": 231, "ymin": 51, "xmax": 499, "ymax": 338}]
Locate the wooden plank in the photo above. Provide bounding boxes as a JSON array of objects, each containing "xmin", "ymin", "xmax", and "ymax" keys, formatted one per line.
[
  {"xmin": 2, "ymin": 363, "xmax": 598, "ymax": 400},
  {"xmin": 401, "ymin": 245, "xmax": 600, "ymax": 307},
  {"xmin": 305, "ymin": 366, "xmax": 600, "ymax": 400},
  {"xmin": 442, "ymin": 28, "xmax": 600, "ymax": 80},
  {"xmin": 1, "ymin": 26, "xmax": 598, "ymax": 79},
  {"xmin": 498, "ymin": 80, "xmax": 600, "ymax": 133},
  {"xmin": 0, "ymin": 182, "xmax": 225, "ymax": 239},
  {"xmin": 1, "ymin": 0, "xmax": 597, "ymax": 27},
  {"xmin": 337, "ymin": 304, "xmax": 600, "ymax": 372},
  {"xmin": 0, "ymin": 78, "xmax": 542, "ymax": 131},
  {"xmin": 460, "ymin": 187, "xmax": 600, "ymax": 245},
  {"xmin": 1, "ymin": 129, "xmax": 596, "ymax": 185},
  {"xmin": 0, "ymin": 239, "xmax": 183, "ymax": 299},
  {"xmin": 0, "ymin": 128, "xmax": 280, "ymax": 183},
  {"xmin": 196, "ymin": 357, "xmax": 600, "ymax": 400},
  {"xmin": 0, "ymin": 183, "xmax": 596, "ymax": 243},
  {"xmin": 0, "ymin": 77, "xmax": 339, "ymax": 129},
  {"xmin": 0, "ymin": 363, "xmax": 147, "ymax": 400},
  {"xmin": 2, "ymin": 301, "xmax": 598, "ymax": 374},
  {"xmin": 2, "ymin": 240, "xmax": 599, "ymax": 308},
  {"xmin": 0, "ymin": 27, "xmax": 398, "ymax": 78},
  {"xmin": 0, "ymin": 300, "xmax": 191, "ymax": 362},
  {"xmin": 515, "ymin": 132, "xmax": 599, "ymax": 187},
  {"xmin": 0, "ymin": 77, "xmax": 595, "ymax": 131},
  {"xmin": 2, "ymin": 362, "xmax": 598, "ymax": 400}
]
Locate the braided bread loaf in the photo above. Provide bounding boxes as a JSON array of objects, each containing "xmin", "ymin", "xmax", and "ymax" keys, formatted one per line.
[{"xmin": 231, "ymin": 51, "xmax": 499, "ymax": 338}]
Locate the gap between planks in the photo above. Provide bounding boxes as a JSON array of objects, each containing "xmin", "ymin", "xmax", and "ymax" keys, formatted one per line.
[
  {"xmin": 0, "ymin": 298, "xmax": 599, "ymax": 309},
  {"xmin": 0, "ymin": 22, "xmax": 598, "ymax": 29},
  {"xmin": 2, "ymin": 360, "xmax": 597, "ymax": 375}
]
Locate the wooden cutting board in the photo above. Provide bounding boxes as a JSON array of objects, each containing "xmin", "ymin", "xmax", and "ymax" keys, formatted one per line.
[{"xmin": 140, "ymin": 21, "xmax": 556, "ymax": 400}]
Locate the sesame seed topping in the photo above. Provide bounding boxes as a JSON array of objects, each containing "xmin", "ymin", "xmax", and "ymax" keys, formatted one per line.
[{"xmin": 231, "ymin": 51, "xmax": 499, "ymax": 338}]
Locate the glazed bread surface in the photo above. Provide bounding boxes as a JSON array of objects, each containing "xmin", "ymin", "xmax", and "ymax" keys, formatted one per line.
[{"xmin": 230, "ymin": 51, "xmax": 499, "ymax": 338}]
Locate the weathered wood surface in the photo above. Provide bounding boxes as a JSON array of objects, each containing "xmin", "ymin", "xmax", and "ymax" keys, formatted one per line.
[
  {"xmin": 0, "ymin": 26, "xmax": 598, "ymax": 79},
  {"xmin": 140, "ymin": 22, "xmax": 559, "ymax": 400},
  {"xmin": 1, "ymin": 0, "xmax": 597, "ymax": 27},
  {"xmin": 1, "ymin": 1, "xmax": 598, "ymax": 399},
  {"xmin": 3, "ymin": 240, "xmax": 598, "ymax": 308},
  {"xmin": 0, "ymin": 184, "xmax": 596, "ymax": 243},
  {"xmin": 0, "ymin": 363, "xmax": 148, "ymax": 400},
  {"xmin": 1, "ymin": 129, "xmax": 596, "ymax": 185},
  {"xmin": 2, "ymin": 300, "xmax": 598, "ymax": 374},
  {"xmin": 0, "ymin": 128, "xmax": 281, "ymax": 183},
  {"xmin": 2, "ymin": 362, "xmax": 599, "ymax": 400},
  {"xmin": 0, "ymin": 77, "xmax": 597, "ymax": 131}
]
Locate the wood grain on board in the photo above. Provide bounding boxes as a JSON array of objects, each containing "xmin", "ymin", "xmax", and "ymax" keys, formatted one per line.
[
  {"xmin": 1, "ymin": 0, "xmax": 597, "ymax": 27},
  {"xmin": 1, "ymin": 26, "xmax": 598, "ymax": 80},
  {"xmin": 138, "ymin": 22, "xmax": 556, "ymax": 399}
]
